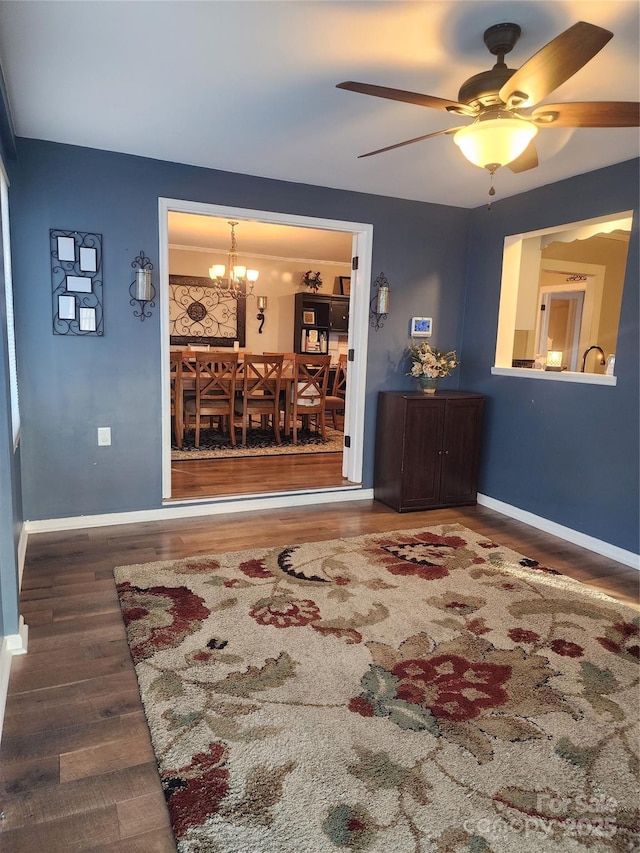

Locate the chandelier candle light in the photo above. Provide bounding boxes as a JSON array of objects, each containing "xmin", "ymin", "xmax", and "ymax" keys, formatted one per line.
[
  {"xmin": 407, "ymin": 341, "xmax": 459, "ymax": 393},
  {"xmin": 209, "ymin": 221, "xmax": 259, "ymax": 299}
]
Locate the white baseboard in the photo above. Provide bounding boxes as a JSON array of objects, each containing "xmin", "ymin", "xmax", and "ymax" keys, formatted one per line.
[
  {"xmin": 0, "ymin": 616, "xmax": 28, "ymax": 747},
  {"xmin": 25, "ymin": 487, "xmax": 375, "ymax": 534},
  {"xmin": 477, "ymin": 494, "xmax": 640, "ymax": 571}
]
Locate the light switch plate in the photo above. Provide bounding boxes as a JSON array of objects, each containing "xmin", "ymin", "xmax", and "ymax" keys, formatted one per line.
[{"xmin": 97, "ymin": 427, "xmax": 111, "ymax": 446}]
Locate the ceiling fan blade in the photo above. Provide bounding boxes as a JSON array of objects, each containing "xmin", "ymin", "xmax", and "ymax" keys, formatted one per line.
[
  {"xmin": 506, "ymin": 141, "xmax": 538, "ymax": 172},
  {"xmin": 499, "ymin": 22, "xmax": 613, "ymax": 109},
  {"xmin": 528, "ymin": 101, "xmax": 640, "ymax": 127},
  {"xmin": 357, "ymin": 126, "xmax": 465, "ymax": 159},
  {"xmin": 336, "ymin": 81, "xmax": 474, "ymax": 115}
]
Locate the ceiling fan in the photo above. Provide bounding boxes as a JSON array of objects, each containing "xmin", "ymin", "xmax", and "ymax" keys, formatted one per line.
[{"xmin": 337, "ymin": 21, "xmax": 639, "ymax": 197}]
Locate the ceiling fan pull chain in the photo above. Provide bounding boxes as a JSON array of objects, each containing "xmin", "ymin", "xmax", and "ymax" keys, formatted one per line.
[{"xmin": 487, "ymin": 166, "xmax": 497, "ymax": 210}]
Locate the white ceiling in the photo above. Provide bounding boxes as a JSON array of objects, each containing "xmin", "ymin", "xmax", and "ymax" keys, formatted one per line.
[
  {"xmin": 169, "ymin": 212, "xmax": 354, "ymax": 263},
  {"xmin": 0, "ymin": 1, "xmax": 638, "ymax": 210}
]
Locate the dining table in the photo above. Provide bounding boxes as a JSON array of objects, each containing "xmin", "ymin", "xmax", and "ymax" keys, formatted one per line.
[{"xmin": 171, "ymin": 351, "xmax": 301, "ymax": 448}]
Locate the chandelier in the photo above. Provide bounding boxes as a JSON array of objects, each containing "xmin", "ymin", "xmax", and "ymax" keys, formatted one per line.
[{"xmin": 209, "ymin": 220, "xmax": 259, "ymax": 299}]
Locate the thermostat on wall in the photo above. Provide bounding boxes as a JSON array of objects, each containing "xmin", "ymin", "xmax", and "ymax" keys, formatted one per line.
[{"xmin": 410, "ymin": 317, "xmax": 432, "ymax": 337}]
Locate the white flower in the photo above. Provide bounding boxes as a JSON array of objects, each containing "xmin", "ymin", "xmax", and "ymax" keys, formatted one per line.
[{"xmin": 405, "ymin": 341, "xmax": 459, "ymax": 378}]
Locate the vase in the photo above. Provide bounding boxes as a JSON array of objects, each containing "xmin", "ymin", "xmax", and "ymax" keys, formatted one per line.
[{"xmin": 418, "ymin": 376, "xmax": 438, "ymax": 394}]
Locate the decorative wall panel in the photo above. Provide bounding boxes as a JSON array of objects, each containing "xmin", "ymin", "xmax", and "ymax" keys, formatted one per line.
[
  {"xmin": 50, "ymin": 229, "xmax": 103, "ymax": 336},
  {"xmin": 169, "ymin": 275, "xmax": 246, "ymax": 347}
]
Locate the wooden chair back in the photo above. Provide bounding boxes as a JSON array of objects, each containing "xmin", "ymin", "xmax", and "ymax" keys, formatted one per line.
[
  {"xmin": 331, "ymin": 353, "xmax": 348, "ymax": 399},
  {"xmin": 289, "ymin": 354, "xmax": 331, "ymax": 444},
  {"xmin": 239, "ymin": 354, "xmax": 284, "ymax": 445},
  {"xmin": 190, "ymin": 352, "xmax": 239, "ymax": 447},
  {"xmin": 325, "ymin": 352, "xmax": 348, "ymax": 430},
  {"xmin": 195, "ymin": 352, "xmax": 238, "ymax": 405},
  {"xmin": 264, "ymin": 352, "xmax": 295, "ymax": 376},
  {"xmin": 242, "ymin": 354, "xmax": 284, "ymax": 403},
  {"xmin": 169, "ymin": 351, "xmax": 183, "ymax": 448}
]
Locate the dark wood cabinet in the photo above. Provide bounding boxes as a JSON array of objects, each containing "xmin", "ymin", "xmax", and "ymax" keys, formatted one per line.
[
  {"xmin": 294, "ymin": 293, "xmax": 349, "ymax": 353},
  {"xmin": 330, "ymin": 298, "xmax": 349, "ymax": 332},
  {"xmin": 374, "ymin": 391, "xmax": 484, "ymax": 512}
]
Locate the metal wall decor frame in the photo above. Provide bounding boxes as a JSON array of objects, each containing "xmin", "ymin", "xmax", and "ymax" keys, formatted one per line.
[
  {"xmin": 129, "ymin": 250, "xmax": 156, "ymax": 321},
  {"xmin": 369, "ymin": 271, "xmax": 390, "ymax": 330},
  {"xmin": 168, "ymin": 275, "xmax": 246, "ymax": 347},
  {"xmin": 50, "ymin": 229, "xmax": 103, "ymax": 336}
]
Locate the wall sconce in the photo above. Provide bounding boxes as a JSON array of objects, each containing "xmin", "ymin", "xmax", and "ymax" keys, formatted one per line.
[
  {"xmin": 256, "ymin": 295, "xmax": 267, "ymax": 334},
  {"xmin": 370, "ymin": 272, "xmax": 391, "ymax": 330},
  {"xmin": 545, "ymin": 350, "xmax": 563, "ymax": 371},
  {"xmin": 129, "ymin": 251, "xmax": 155, "ymax": 321}
]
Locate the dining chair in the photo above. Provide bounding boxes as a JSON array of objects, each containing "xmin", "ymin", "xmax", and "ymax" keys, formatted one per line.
[
  {"xmin": 262, "ymin": 353, "xmax": 296, "ymax": 431},
  {"xmin": 324, "ymin": 352, "xmax": 348, "ymax": 429},
  {"xmin": 283, "ymin": 354, "xmax": 331, "ymax": 445},
  {"xmin": 184, "ymin": 352, "xmax": 239, "ymax": 447},
  {"xmin": 169, "ymin": 351, "xmax": 184, "ymax": 448},
  {"xmin": 235, "ymin": 354, "xmax": 284, "ymax": 446},
  {"xmin": 175, "ymin": 351, "xmax": 199, "ymax": 431},
  {"xmin": 263, "ymin": 352, "xmax": 295, "ymax": 374}
]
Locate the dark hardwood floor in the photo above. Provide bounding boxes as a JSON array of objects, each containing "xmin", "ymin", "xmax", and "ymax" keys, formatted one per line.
[
  {"xmin": 170, "ymin": 414, "xmax": 349, "ymax": 500},
  {"xmin": 171, "ymin": 451, "xmax": 349, "ymax": 499},
  {"xmin": 1, "ymin": 481, "xmax": 637, "ymax": 851}
]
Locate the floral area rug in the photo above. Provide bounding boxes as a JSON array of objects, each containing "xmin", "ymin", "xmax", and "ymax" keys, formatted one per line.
[
  {"xmin": 114, "ymin": 525, "xmax": 639, "ymax": 852},
  {"xmin": 172, "ymin": 426, "xmax": 343, "ymax": 460}
]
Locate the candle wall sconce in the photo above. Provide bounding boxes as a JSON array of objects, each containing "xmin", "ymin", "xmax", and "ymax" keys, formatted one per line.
[
  {"xmin": 130, "ymin": 251, "xmax": 155, "ymax": 321},
  {"xmin": 369, "ymin": 272, "xmax": 391, "ymax": 330},
  {"xmin": 256, "ymin": 295, "xmax": 267, "ymax": 334}
]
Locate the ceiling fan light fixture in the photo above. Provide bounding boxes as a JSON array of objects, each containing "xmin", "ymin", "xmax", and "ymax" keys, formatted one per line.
[{"xmin": 453, "ymin": 115, "xmax": 538, "ymax": 169}]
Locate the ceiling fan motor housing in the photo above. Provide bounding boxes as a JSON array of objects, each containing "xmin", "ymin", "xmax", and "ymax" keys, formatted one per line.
[
  {"xmin": 457, "ymin": 22, "xmax": 522, "ymax": 109},
  {"xmin": 458, "ymin": 66, "xmax": 516, "ymax": 109},
  {"xmin": 483, "ymin": 22, "xmax": 522, "ymax": 56}
]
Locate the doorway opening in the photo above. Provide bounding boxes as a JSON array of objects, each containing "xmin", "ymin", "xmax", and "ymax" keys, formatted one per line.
[
  {"xmin": 159, "ymin": 198, "xmax": 373, "ymax": 502},
  {"xmin": 536, "ymin": 285, "xmax": 587, "ymax": 372}
]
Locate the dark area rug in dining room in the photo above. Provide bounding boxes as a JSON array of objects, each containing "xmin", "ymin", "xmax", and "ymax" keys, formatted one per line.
[{"xmin": 172, "ymin": 426, "xmax": 343, "ymax": 459}]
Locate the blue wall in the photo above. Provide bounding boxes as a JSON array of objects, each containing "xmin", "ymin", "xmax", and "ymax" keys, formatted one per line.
[
  {"xmin": 6, "ymin": 138, "xmax": 639, "ymax": 557},
  {"xmin": 9, "ymin": 139, "xmax": 470, "ymax": 520},
  {"xmin": 460, "ymin": 159, "xmax": 639, "ymax": 554}
]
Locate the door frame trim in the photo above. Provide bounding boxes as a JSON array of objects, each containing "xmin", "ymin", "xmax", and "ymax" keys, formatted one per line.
[{"xmin": 158, "ymin": 198, "xmax": 373, "ymax": 500}]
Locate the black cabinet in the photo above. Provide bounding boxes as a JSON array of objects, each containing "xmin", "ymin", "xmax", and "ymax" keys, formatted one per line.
[
  {"xmin": 294, "ymin": 293, "xmax": 349, "ymax": 354},
  {"xmin": 330, "ymin": 299, "xmax": 349, "ymax": 332},
  {"xmin": 374, "ymin": 391, "xmax": 484, "ymax": 512}
]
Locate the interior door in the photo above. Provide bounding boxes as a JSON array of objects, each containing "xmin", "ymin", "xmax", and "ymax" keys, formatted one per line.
[{"xmin": 536, "ymin": 289, "xmax": 585, "ymax": 371}]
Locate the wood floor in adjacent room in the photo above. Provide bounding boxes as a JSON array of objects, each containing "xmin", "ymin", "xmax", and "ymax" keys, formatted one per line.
[
  {"xmin": 1, "ymin": 498, "xmax": 638, "ymax": 852},
  {"xmin": 171, "ymin": 450, "xmax": 349, "ymax": 499}
]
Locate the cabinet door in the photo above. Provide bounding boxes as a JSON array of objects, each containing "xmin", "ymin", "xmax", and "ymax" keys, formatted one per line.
[
  {"xmin": 401, "ymin": 399, "xmax": 445, "ymax": 508},
  {"xmin": 440, "ymin": 398, "xmax": 484, "ymax": 505},
  {"xmin": 330, "ymin": 299, "xmax": 349, "ymax": 331}
]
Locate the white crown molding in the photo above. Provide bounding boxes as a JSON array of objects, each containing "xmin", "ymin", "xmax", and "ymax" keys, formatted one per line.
[{"xmin": 169, "ymin": 242, "xmax": 350, "ymax": 267}]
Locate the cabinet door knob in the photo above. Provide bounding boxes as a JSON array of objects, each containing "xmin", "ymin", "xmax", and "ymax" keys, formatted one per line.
[{"xmin": 445, "ymin": 450, "xmax": 449, "ymax": 455}]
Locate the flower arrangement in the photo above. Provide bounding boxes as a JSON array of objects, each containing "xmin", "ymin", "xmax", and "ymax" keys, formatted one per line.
[
  {"xmin": 406, "ymin": 341, "xmax": 460, "ymax": 378},
  {"xmin": 301, "ymin": 270, "xmax": 323, "ymax": 291}
]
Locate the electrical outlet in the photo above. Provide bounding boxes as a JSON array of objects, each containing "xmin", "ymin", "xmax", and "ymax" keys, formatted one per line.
[{"xmin": 97, "ymin": 427, "xmax": 111, "ymax": 446}]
